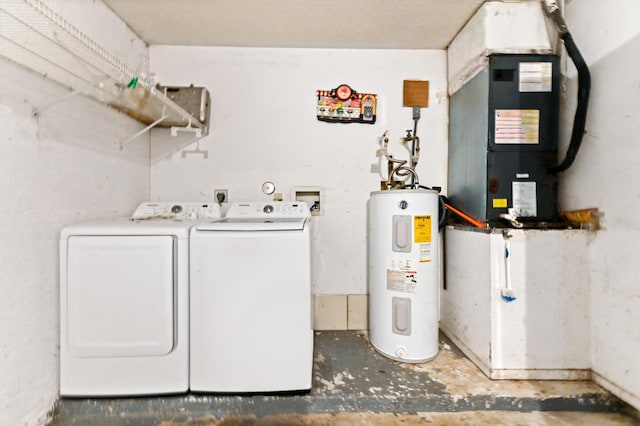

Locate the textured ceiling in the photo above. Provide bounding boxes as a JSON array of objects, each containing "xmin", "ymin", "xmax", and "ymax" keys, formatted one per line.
[{"xmin": 102, "ymin": 0, "xmax": 487, "ymax": 49}]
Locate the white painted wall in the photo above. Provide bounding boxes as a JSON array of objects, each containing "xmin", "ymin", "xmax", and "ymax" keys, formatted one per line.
[
  {"xmin": 560, "ymin": 0, "xmax": 640, "ymax": 409},
  {"xmin": 149, "ymin": 47, "xmax": 449, "ymax": 295},
  {"xmin": 3, "ymin": 0, "xmax": 636, "ymax": 421},
  {"xmin": 0, "ymin": 1, "xmax": 149, "ymax": 424}
]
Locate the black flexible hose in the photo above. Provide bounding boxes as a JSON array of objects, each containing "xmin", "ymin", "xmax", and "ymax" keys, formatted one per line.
[{"xmin": 548, "ymin": 31, "xmax": 591, "ymax": 174}]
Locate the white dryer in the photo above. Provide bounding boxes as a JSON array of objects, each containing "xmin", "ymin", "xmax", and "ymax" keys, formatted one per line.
[
  {"xmin": 189, "ymin": 201, "xmax": 313, "ymax": 393},
  {"xmin": 59, "ymin": 202, "xmax": 221, "ymax": 396}
]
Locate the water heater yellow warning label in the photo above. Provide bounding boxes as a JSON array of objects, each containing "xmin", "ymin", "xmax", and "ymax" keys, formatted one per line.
[{"xmin": 414, "ymin": 215, "xmax": 432, "ymax": 243}]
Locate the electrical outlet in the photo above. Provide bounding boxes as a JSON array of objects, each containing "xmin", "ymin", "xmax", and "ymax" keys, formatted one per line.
[{"xmin": 214, "ymin": 189, "xmax": 228, "ymax": 203}]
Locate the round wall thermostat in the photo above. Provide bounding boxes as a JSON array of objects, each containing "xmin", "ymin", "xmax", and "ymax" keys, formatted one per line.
[{"xmin": 262, "ymin": 181, "xmax": 275, "ymax": 195}]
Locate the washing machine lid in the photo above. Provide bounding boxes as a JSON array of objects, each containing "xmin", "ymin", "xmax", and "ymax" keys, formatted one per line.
[{"xmin": 195, "ymin": 217, "xmax": 308, "ymax": 231}]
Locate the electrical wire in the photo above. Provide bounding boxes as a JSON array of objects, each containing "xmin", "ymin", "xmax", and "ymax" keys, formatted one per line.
[
  {"xmin": 410, "ymin": 110, "xmax": 419, "ymax": 187},
  {"xmin": 416, "ymin": 185, "xmax": 448, "ymax": 230}
]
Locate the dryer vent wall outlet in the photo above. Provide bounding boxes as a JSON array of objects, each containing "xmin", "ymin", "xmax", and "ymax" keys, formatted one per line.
[
  {"xmin": 293, "ymin": 187, "xmax": 322, "ymax": 216},
  {"xmin": 214, "ymin": 189, "xmax": 228, "ymax": 203}
]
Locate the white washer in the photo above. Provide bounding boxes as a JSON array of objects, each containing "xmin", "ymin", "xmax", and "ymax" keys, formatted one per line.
[
  {"xmin": 190, "ymin": 201, "xmax": 313, "ymax": 393},
  {"xmin": 59, "ymin": 202, "xmax": 221, "ymax": 396}
]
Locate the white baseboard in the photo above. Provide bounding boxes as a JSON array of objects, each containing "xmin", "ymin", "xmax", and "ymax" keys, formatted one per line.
[
  {"xmin": 593, "ymin": 370, "xmax": 640, "ymax": 412},
  {"xmin": 441, "ymin": 324, "xmax": 592, "ymax": 381},
  {"xmin": 19, "ymin": 395, "xmax": 58, "ymax": 426}
]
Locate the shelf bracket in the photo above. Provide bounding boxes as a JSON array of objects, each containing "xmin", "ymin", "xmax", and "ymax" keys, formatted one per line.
[
  {"xmin": 32, "ymin": 80, "xmax": 104, "ymax": 117},
  {"xmin": 171, "ymin": 124, "xmax": 202, "ymax": 139},
  {"xmin": 171, "ymin": 121, "xmax": 208, "ymax": 159},
  {"xmin": 119, "ymin": 114, "xmax": 169, "ymax": 149},
  {"xmin": 181, "ymin": 139, "xmax": 209, "ymax": 159}
]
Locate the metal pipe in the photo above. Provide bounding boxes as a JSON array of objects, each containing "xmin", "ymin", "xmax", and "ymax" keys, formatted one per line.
[{"xmin": 119, "ymin": 114, "xmax": 168, "ymax": 149}]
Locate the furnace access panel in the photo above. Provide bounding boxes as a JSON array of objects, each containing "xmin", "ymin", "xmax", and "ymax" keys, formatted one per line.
[{"xmin": 448, "ymin": 54, "xmax": 561, "ymax": 223}]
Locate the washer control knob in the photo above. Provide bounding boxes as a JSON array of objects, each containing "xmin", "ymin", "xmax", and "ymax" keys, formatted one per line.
[
  {"xmin": 171, "ymin": 204, "xmax": 183, "ymax": 214},
  {"xmin": 263, "ymin": 204, "xmax": 274, "ymax": 213}
]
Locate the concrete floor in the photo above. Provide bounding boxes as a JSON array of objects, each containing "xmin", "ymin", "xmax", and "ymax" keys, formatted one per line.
[
  {"xmin": 49, "ymin": 331, "xmax": 638, "ymax": 425},
  {"xmin": 156, "ymin": 411, "xmax": 637, "ymax": 425}
]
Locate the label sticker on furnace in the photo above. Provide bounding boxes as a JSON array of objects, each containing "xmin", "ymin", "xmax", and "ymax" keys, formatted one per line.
[
  {"xmin": 519, "ymin": 62, "xmax": 553, "ymax": 92},
  {"xmin": 512, "ymin": 181, "xmax": 537, "ymax": 217},
  {"xmin": 493, "ymin": 198, "xmax": 508, "ymax": 208},
  {"xmin": 495, "ymin": 109, "xmax": 540, "ymax": 144},
  {"xmin": 386, "ymin": 258, "xmax": 418, "ymax": 293}
]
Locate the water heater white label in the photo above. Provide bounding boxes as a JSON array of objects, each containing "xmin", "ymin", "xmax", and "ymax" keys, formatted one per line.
[
  {"xmin": 519, "ymin": 62, "xmax": 553, "ymax": 92},
  {"xmin": 386, "ymin": 258, "xmax": 418, "ymax": 293},
  {"xmin": 418, "ymin": 244, "xmax": 432, "ymax": 263}
]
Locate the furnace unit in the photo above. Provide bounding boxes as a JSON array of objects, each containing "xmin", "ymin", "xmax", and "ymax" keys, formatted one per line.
[{"xmin": 448, "ymin": 54, "xmax": 560, "ymax": 223}]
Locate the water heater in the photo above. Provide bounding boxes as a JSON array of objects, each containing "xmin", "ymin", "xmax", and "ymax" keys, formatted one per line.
[{"xmin": 368, "ymin": 189, "xmax": 440, "ymax": 362}]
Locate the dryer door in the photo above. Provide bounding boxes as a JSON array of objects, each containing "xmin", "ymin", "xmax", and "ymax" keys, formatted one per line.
[{"xmin": 65, "ymin": 235, "xmax": 175, "ymax": 358}]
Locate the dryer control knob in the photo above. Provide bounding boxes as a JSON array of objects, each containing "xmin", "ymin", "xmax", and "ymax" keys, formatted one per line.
[
  {"xmin": 263, "ymin": 205, "xmax": 274, "ymax": 213},
  {"xmin": 171, "ymin": 204, "xmax": 183, "ymax": 214}
]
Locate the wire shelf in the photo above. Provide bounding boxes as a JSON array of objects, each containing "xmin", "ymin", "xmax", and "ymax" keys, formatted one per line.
[{"xmin": 0, "ymin": 0, "xmax": 206, "ymax": 132}]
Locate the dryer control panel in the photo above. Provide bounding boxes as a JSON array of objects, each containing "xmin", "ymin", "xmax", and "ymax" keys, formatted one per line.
[{"xmin": 131, "ymin": 202, "xmax": 221, "ymax": 220}]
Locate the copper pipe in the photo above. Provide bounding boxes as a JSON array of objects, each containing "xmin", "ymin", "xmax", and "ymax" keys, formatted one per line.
[{"xmin": 444, "ymin": 203, "xmax": 487, "ymax": 229}]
